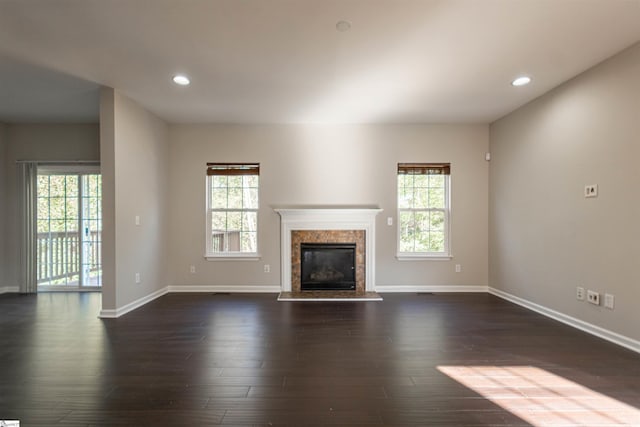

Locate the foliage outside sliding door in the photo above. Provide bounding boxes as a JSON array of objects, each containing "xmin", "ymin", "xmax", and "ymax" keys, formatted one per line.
[{"xmin": 36, "ymin": 170, "xmax": 102, "ymax": 288}]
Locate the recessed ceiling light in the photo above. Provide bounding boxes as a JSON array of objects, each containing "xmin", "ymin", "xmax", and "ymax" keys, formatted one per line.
[
  {"xmin": 336, "ymin": 20, "xmax": 351, "ymax": 32},
  {"xmin": 511, "ymin": 76, "xmax": 531, "ymax": 87},
  {"xmin": 172, "ymin": 74, "xmax": 190, "ymax": 86}
]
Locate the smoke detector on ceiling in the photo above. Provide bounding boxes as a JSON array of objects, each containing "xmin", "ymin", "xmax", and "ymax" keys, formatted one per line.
[{"xmin": 336, "ymin": 20, "xmax": 351, "ymax": 32}]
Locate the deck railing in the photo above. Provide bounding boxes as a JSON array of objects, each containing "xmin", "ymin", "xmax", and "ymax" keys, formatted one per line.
[
  {"xmin": 211, "ymin": 231, "xmax": 240, "ymax": 252},
  {"xmin": 37, "ymin": 231, "xmax": 101, "ymax": 285}
]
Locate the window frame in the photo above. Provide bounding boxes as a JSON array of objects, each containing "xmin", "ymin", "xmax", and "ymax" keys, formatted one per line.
[
  {"xmin": 205, "ymin": 163, "xmax": 260, "ymax": 261},
  {"xmin": 36, "ymin": 165, "xmax": 103, "ymax": 288},
  {"xmin": 396, "ymin": 163, "xmax": 452, "ymax": 260}
]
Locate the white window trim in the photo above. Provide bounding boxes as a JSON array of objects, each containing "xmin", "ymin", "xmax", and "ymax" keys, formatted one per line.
[
  {"xmin": 38, "ymin": 164, "xmax": 100, "ymax": 175},
  {"xmin": 396, "ymin": 172, "xmax": 452, "ymax": 260},
  {"xmin": 205, "ymin": 253, "xmax": 261, "ymax": 261},
  {"xmin": 204, "ymin": 175, "xmax": 260, "ymax": 259},
  {"xmin": 396, "ymin": 253, "xmax": 453, "ymax": 261}
]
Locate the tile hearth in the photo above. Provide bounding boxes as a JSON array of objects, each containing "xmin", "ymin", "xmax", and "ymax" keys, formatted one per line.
[{"xmin": 277, "ymin": 291, "xmax": 383, "ymax": 301}]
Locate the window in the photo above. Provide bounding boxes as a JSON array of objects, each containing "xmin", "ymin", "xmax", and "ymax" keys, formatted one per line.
[
  {"xmin": 206, "ymin": 163, "xmax": 259, "ymax": 258},
  {"xmin": 397, "ymin": 163, "xmax": 450, "ymax": 258}
]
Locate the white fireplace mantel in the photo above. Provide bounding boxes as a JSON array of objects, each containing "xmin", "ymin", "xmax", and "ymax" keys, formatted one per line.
[{"xmin": 274, "ymin": 207, "xmax": 383, "ymax": 292}]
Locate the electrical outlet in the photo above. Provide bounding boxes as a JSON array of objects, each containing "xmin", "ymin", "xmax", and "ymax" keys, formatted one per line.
[
  {"xmin": 584, "ymin": 184, "xmax": 598, "ymax": 198},
  {"xmin": 189, "ymin": 265, "xmax": 196, "ymax": 274},
  {"xmin": 264, "ymin": 264, "xmax": 270, "ymax": 273},
  {"xmin": 587, "ymin": 290, "xmax": 599, "ymax": 305},
  {"xmin": 576, "ymin": 286, "xmax": 585, "ymax": 300},
  {"xmin": 455, "ymin": 264, "xmax": 461, "ymax": 273},
  {"xmin": 135, "ymin": 272, "xmax": 141, "ymax": 284},
  {"xmin": 604, "ymin": 293, "xmax": 615, "ymax": 310}
]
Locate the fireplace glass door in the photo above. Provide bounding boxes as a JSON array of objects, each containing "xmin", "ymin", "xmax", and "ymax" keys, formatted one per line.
[{"xmin": 300, "ymin": 243, "xmax": 356, "ymax": 291}]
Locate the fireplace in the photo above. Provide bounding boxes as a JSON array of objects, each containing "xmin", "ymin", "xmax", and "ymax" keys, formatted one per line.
[
  {"xmin": 274, "ymin": 207, "xmax": 382, "ymax": 293},
  {"xmin": 301, "ymin": 243, "xmax": 356, "ymax": 291}
]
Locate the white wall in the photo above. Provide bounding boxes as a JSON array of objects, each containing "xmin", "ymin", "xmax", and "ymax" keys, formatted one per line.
[
  {"xmin": 100, "ymin": 88, "xmax": 116, "ymax": 309},
  {"xmin": 0, "ymin": 123, "xmax": 7, "ymax": 291},
  {"xmin": 2, "ymin": 124, "xmax": 100, "ymax": 291},
  {"xmin": 489, "ymin": 43, "xmax": 640, "ymax": 342},
  {"xmin": 100, "ymin": 88, "xmax": 169, "ymax": 312},
  {"xmin": 168, "ymin": 124, "xmax": 489, "ymax": 290}
]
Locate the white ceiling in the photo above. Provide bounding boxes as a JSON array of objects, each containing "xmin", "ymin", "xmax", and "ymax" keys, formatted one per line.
[{"xmin": 0, "ymin": 0, "xmax": 638, "ymax": 124}]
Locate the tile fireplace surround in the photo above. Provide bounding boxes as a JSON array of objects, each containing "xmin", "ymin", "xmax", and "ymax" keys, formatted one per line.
[
  {"xmin": 292, "ymin": 230, "xmax": 365, "ymax": 293},
  {"xmin": 274, "ymin": 208, "xmax": 382, "ymax": 293}
]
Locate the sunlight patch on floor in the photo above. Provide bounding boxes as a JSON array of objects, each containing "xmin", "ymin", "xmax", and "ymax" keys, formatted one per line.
[{"xmin": 438, "ymin": 365, "xmax": 640, "ymax": 426}]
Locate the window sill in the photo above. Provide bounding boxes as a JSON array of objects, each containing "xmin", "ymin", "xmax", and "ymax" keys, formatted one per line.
[
  {"xmin": 205, "ymin": 253, "xmax": 261, "ymax": 261},
  {"xmin": 396, "ymin": 253, "xmax": 452, "ymax": 261}
]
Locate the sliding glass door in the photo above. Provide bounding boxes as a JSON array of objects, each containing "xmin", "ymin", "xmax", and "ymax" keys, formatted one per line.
[{"xmin": 36, "ymin": 167, "xmax": 102, "ymax": 289}]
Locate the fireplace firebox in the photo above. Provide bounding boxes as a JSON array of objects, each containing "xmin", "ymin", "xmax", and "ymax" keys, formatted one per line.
[{"xmin": 300, "ymin": 243, "xmax": 356, "ymax": 291}]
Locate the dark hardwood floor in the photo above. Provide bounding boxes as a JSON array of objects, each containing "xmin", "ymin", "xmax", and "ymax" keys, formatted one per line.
[{"xmin": 1, "ymin": 292, "xmax": 639, "ymax": 426}]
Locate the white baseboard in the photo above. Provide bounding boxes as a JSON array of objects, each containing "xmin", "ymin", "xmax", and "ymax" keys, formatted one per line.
[
  {"xmin": 489, "ymin": 287, "xmax": 640, "ymax": 355},
  {"xmin": 167, "ymin": 285, "xmax": 281, "ymax": 293},
  {"xmin": 99, "ymin": 286, "xmax": 169, "ymax": 318},
  {"xmin": 376, "ymin": 285, "xmax": 489, "ymax": 293},
  {"xmin": 0, "ymin": 286, "xmax": 19, "ymax": 294}
]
